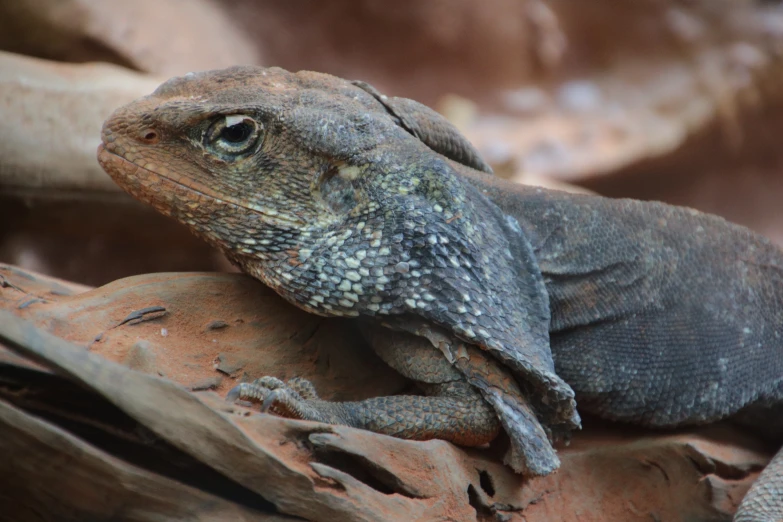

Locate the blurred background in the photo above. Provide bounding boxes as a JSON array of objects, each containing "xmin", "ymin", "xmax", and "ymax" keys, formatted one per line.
[{"xmin": 2, "ymin": 0, "xmax": 783, "ymax": 287}]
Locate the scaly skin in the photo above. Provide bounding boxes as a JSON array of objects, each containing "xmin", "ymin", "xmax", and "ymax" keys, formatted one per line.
[{"xmin": 98, "ymin": 66, "xmax": 783, "ymax": 520}]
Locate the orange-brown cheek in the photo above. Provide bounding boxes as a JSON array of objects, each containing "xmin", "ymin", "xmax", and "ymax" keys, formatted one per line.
[{"xmin": 99, "ymin": 150, "xmax": 187, "ymax": 217}]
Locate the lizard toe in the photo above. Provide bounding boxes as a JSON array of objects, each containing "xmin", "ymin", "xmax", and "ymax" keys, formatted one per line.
[
  {"xmin": 226, "ymin": 381, "xmax": 271, "ymax": 404},
  {"xmin": 259, "ymin": 386, "xmax": 312, "ymax": 419}
]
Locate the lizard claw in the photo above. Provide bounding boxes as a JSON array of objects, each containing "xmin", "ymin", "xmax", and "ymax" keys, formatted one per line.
[
  {"xmin": 261, "ymin": 389, "xmax": 283, "ymax": 413},
  {"xmin": 225, "ymin": 383, "xmax": 243, "ymax": 403},
  {"xmin": 225, "ymin": 381, "xmax": 279, "ymax": 405}
]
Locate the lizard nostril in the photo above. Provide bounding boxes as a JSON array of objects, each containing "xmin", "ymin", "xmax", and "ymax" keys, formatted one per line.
[{"xmin": 139, "ymin": 129, "xmax": 159, "ymax": 144}]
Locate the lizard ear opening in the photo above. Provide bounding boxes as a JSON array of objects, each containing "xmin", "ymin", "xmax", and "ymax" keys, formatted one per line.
[
  {"xmin": 316, "ymin": 161, "xmax": 362, "ymax": 216},
  {"xmin": 351, "ymin": 80, "xmax": 494, "ymax": 175}
]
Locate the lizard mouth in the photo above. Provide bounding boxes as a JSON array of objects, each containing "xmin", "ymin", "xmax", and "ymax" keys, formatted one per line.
[{"xmin": 97, "ymin": 145, "xmax": 306, "ymax": 227}]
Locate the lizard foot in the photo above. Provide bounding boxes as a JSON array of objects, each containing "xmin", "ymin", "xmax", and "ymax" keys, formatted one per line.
[{"xmin": 226, "ymin": 376, "xmax": 325, "ymax": 421}]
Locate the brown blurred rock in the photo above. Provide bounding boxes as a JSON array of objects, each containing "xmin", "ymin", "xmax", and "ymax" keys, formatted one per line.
[
  {"xmin": 0, "ymin": 50, "xmax": 161, "ymax": 193},
  {"xmin": 0, "ymin": 52, "xmax": 230, "ymax": 286},
  {"xmin": 0, "ymin": 0, "xmax": 259, "ymax": 76},
  {"xmin": 0, "ymin": 193, "xmax": 231, "ymax": 287},
  {"xmin": 583, "ymin": 82, "xmax": 783, "ymax": 247},
  {"xmin": 461, "ymin": 2, "xmax": 783, "ymax": 182},
  {"xmin": 0, "ymin": 264, "xmax": 773, "ymax": 521}
]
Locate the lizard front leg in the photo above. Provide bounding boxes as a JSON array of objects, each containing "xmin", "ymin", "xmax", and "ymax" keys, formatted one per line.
[{"xmin": 227, "ymin": 328, "xmax": 500, "ymax": 447}]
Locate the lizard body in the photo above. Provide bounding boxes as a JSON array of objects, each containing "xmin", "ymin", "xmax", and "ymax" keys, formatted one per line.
[{"xmin": 98, "ymin": 66, "xmax": 783, "ymax": 520}]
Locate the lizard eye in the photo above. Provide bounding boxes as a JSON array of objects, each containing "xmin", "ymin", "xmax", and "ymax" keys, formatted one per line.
[{"xmin": 205, "ymin": 114, "xmax": 262, "ymax": 156}]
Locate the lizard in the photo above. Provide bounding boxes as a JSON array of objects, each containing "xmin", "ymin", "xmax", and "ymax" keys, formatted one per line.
[{"xmin": 96, "ymin": 66, "xmax": 783, "ymax": 521}]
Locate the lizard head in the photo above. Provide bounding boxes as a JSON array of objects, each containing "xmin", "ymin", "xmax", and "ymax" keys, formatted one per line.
[
  {"xmin": 99, "ymin": 66, "xmax": 384, "ymax": 236},
  {"xmin": 98, "ymin": 66, "xmax": 489, "ymax": 254}
]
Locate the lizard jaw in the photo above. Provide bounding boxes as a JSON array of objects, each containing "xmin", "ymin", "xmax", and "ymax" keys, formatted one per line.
[{"xmin": 97, "ymin": 145, "xmax": 305, "ymax": 228}]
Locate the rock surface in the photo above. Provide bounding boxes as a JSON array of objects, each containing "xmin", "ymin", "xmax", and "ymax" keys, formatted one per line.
[{"xmin": 0, "ymin": 264, "xmax": 772, "ymax": 521}]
